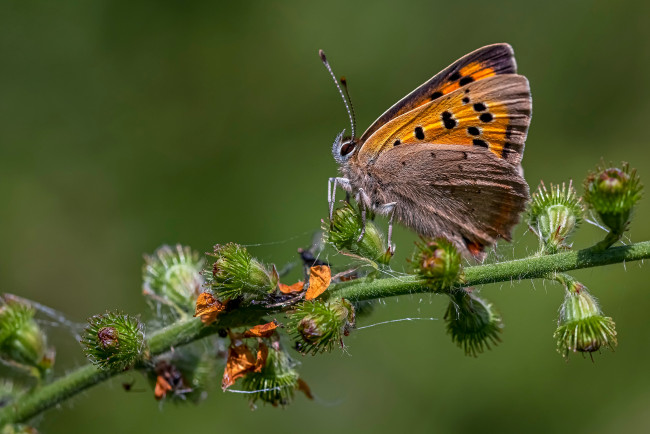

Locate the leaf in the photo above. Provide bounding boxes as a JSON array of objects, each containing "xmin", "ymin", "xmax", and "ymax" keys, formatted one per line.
[
  {"xmin": 278, "ymin": 281, "xmax": 305, "ymax": 294},
  {"xmin": 222, "ymin": 342, "xmax": 256, "ymax": 390},
  {"xmin": 194, "ymin": 292, "xmax": 225, "ymax": 325},
  {"xmin": 305, "ymin": 265, "xmax": 331, "ymax": 300},
  {"xmin": 243, "ymin": 321, "xmax": 279, "ymax": 338}
]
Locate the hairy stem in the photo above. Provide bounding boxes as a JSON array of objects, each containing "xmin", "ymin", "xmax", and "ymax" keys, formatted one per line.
[{"xmin": 2, "ymin": 241, "xmax": 649, "ymax": 426}]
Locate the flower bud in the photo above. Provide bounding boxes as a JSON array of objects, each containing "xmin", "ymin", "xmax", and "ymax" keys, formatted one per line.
[
  {"xmin": 411, "ymin": 237, "xmax": 462, "ymax": 289},
  {"xmin": 444, "ymin": 290, "xmax": 502, "ymax": 357},
  {"xmin": 81, "ymin": 312, "xmax": 146, "ymax": 370},
  {"xmin": 241, "ymin": 343, "xmax": 300, "ymax": 409},
  {"xmin": 0, "ymin": 297, "xmax": 51, "ymax": 374},
  {"xmin": 143, "ymin": 244, "xmax": 204, "ymax": 315},
  {"xmin": 323, "ymin": 204, "xmax": 390, "ymax": 265},
  {"xmin": 206, "ymin": 243, "xmax": 276, "ymax": 301},
  {"xmin": 583, "ymin": 162, "xmax": 642, "ymax": 236},
  {"xmin": 554, "ymin": 279, "xmax": 617, "ymax": 359},
  {"xmin": 289, "ymin": 298, "xmax": 355, "ymax": 355},
  {"xmin": 0, "ymin": 424, "xmax": 38, "ymax": 434},
  {"xmin": 528, "ymin": 181, "xmax": 583, "ymax": 254}
]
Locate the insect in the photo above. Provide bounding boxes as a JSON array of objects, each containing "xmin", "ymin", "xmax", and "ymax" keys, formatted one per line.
[{"xmin": 321, "ymin": 44, "xmax": 532, "ymax": 258}]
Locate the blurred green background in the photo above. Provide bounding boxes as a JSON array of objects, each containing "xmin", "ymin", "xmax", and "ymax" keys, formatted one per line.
[{"xmin": 2, "ymin": 0, "xmax": 650, "ymax": 432}]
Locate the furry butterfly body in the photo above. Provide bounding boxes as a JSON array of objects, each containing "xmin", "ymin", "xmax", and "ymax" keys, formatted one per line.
[{"xmin": 326, "ymin": 44, "xmax": 532, "ymax": 258}]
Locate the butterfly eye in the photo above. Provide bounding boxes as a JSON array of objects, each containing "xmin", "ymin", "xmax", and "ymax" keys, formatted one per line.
[{"xmin": 340, "ymin": 141, "xmax": 356, "ymax": 156}]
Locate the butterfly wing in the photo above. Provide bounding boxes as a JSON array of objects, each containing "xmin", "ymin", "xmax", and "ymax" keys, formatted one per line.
[
  {"xmin": 356, "ymin": 74, "xmax": 531, "ymax": 167},
  {"xmin": 351, "ymin": 75, "xmax": 531, "ymax": 257},
  {"xmin": 360, "ymin": 44, "xmax": 518, "ymax": 142},
  {"xmin": 366, "ymin": 143, "xmax": 529, "ymax": 258}
]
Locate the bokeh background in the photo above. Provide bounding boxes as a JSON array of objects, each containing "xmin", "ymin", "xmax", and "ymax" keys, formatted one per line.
[{"xmin": 2, "ymin": 1, "xmax": 649, "ymax": 432}]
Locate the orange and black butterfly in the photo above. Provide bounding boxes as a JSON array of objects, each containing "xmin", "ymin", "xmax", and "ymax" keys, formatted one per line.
[{"xmin": 323, "ymin": 43, "xmax": 531, "ymax": 258}]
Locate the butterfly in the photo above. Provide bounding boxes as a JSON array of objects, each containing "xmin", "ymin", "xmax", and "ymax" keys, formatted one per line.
[{"xmin": 322, "ymin": 43, "xmax": 532, "ymax": 258}]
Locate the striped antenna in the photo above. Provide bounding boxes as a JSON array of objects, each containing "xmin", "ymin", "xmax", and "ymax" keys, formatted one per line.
[{"xmin": 319, "ymin": 50, "xmax": 356, "ymax": 139}]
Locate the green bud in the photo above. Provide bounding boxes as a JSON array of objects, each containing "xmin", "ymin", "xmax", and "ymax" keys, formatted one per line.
[
  {"xmin": 323, "ymin": 203, "xmax": 391, "ymax": 265},
  {"xmin": 445, "ymin": 290, "xmax": 502, "ymax": 357},
  {"xmin": 411, "ymin": 237, "xmax": 462, "ymax": 289},
  {"xmin": 528, "ymin": 181, "xmax": 584, "ymax": 254},
  {"xmin": 289, "ymin": 298, "xmax": 355, "ymax": 355},
  {"xmin": 0, "ymin": 298, "xmax": 51, "ymax": 374},
  {"xmin": 81, "ymin": 312, "xmax": 146, "ymax": 370},
  {"xmin": 206, "ymin": 243, "xmax": 276, "ymax": 301},
  {"xmin": 583, "ymin": 162, "xmax": 642, "ymax": 236},
  {"xmin": 241, "ymin": 343, "xmax": 300, "ymax": 409},
  {"xmin": 143, "ymin": 244, "xmax": 204, "ymax": 315},
  {"xmin": 1, "ymin": 424, "xmax": 38, "ymax": 434},
  {"xmin": 554, "ymin": 279, "xmax": 617, "ymax": 359}
]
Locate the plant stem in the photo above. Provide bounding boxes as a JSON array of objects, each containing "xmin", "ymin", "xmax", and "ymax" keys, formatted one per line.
[
  {"xmin": 2, "ymin": 241, "xmax": 649, "ymax": 426},
  {"xmin": 332, "ymin": 240, "xmax": 650, "ymax": 301}
]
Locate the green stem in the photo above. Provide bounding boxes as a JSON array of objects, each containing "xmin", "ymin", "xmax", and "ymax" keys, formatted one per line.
[
  {"xmin": 590, "ymin": 230, "xmax": 623, "ymax": 251},
  {"xmin": 332, "ymin": 241, "xmax": 650, "ymax": 301},
  {"xmin": 2, "ymin": 241, "xmax": 650, "ymax": 426}
]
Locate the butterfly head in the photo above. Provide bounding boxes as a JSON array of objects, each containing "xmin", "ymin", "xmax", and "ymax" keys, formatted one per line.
[{"xmin": 332, "ymin": 130, "xmax": 358, "ymax": 164}]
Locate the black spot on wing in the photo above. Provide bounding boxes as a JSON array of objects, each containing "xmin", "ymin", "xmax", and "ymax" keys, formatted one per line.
[
  {"xmin": 430, "ymin": 91, "xmax": 443, "ymax": 100},
  {"xmin": 414, "ymin": 127, "xmax": 425, "ymax": 140},
  {"xmin": 473, "ymin": 139, "xmax": 488, "ymax": 148},
  {"xmin": 479, "ymin": 113, "xmax": 494, "ymax": 123},
  {"xmin": 473, "ymin": 103, "xmax": 487, "ymax": 112},
  {"xmin": 459, "ymin": 76, "xmax": 474, "ymax": 86},
  {"xmin": 441, "ymin": 111, "xmax": 457, "ymax": 129}
]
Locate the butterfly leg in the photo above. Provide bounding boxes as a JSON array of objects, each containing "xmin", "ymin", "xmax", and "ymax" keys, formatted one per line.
[
  {"xmin": 328, "ymin": 177, "xmax": 351, "ymax": 222},
  {"xmin": 356, "ymin": 188, "xmax": 372, "ymax": 242},
  {"xmin": 375, "ymin": 202, "xmax": 397, "ymax": 252}
]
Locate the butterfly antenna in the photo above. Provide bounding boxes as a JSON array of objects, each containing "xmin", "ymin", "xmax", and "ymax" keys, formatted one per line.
[
  {"xmin": 340, "ymin": 76, "xmax": 357, "ymax": 139},
  {"xmin": 319, "ymin": 49, "xmax": 356, "ymax": 139}
]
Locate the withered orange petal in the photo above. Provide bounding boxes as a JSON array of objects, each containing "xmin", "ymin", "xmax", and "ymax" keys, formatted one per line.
[
  {"xmin": 194, "ymin": 292, "xmax": 225, "ymax": 325},
  {"xmin": 278, "ymin": 281, "xmax": 305, "ymax": 294},
  {"xmin": 297, "ymin": 378, "xmax": 314, "ymax": 400},
  {"xmin": 254, "ymin": 343, "xmax": 269, "ymax": 373},
  {"xmin": 154, "ymin": 375, "xmax": 172, "ymax": 400},
  {"xmin": 243, "ymin": 321, "xmax": 278, "ymax": 338},
  {"xmin": 306, "ymin": 265, "xmax": 331, "ymax": 300},
  {"xmin": 222, "ymin": 343, "xmax": 257, "ymax": 390}
]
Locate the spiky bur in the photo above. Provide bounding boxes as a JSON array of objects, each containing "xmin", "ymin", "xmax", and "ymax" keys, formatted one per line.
[
  {"xmin": 528, "ymin": 181, "xmax": 584, "ymax": 254},
  {"xmin": 583, "ymin": 162, "xmax": 643, "ymax": 246},
  {"xmin": 444, "ymin": 290, "xmax": 502, "ymax": 357},
  {"xmin": 205, "ymin": 243, "xmax": 277, "ymax": 301},
  {"xmin": 411, "ymin": 237, "xmax": 463, "ymax": 290},
  {"xmin": 323, "ymin": 203, "xmax": 391, "ymax": 266},
  {"xmin": 81, "ymin": 312, "xmax": 146, "ymax": 370},
  {"xmin": 0, "ymin": 297, "xmax": 52, "ymax": 375},
  {"xmin": 241, "ymin": 343, "xmax": 300, "ymax": 409},
  {"xmin": 553, "ymin": 277, "xmax": 617, "ymax": 359},
  {"xmin": 289, "ymin": 298, "xmax": 355, "ymax": 355},
  {"xmin": 142, "ymin": 244, "xmax": 204, "ymax": 316}
]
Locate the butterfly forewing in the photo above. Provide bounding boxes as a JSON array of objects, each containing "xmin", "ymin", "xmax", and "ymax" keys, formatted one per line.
[
  {"xmin": 360, "ymin": 43, "xmax": 518, "ymax": 142},
  {"xmin": 356, "ymin": 75, "xmax": 531, "ymax": 167}
]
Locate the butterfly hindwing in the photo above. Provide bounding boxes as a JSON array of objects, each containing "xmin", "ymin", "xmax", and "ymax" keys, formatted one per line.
[
  {"xmin": 360, "ymin": 43, "xmax": 517, "ymax": 142},
  {"xmin": 366, "ymin": 144, "xmax": 530, "ymax": 257},
  {"xmin": 356, "ymin": 74, "xmax": 531, "ymax": 166}
]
